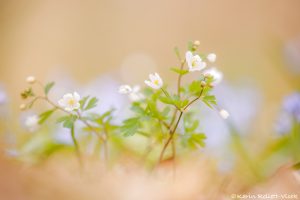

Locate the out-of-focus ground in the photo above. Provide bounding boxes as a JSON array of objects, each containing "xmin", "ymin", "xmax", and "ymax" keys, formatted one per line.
[{"xmin": 0, "ymin": 0, "xmax": 300, "ymax": 199}]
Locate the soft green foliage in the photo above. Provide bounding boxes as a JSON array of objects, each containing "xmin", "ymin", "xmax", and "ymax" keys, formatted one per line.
[
  {"xmin": 121, "ymin": 117, "xmax": 141, "ymax": 136},
  {"xmin": 39, "ymin": 109, "xmax": 56, "ymax": 124},
  {"xmin": 44, "ymin": 82, "xmax": 55, "ymax": 95},
  {"xmin": 57, "ymin": 115, "xmax": 77, "ymax": 128},
  {"xmin": 18, "ymin": 41, "xmax": 223, "ymax": 166},
  {"xmin": 83, "ymin": 97, "xmax": 98, "ymax": 111}
]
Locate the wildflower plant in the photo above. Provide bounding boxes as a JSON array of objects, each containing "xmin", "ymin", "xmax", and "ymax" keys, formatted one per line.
[{"xmin": 19, "ymin": 41, "xmax": 228, "ymax": 168}]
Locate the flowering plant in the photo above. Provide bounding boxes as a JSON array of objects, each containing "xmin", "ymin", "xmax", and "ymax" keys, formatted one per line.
[{"xmin": 19, "ymin": 41, "xmax": 228, "ymax": 168}]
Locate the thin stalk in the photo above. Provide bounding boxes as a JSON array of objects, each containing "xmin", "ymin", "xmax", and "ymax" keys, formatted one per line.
[
  {"xmin": 161, "ymin": 88, "xmax": 181, "ymax": 111},
  {"xmin": 157, "ymin": 87, "xmax": 205, "ymax": 165},
  {"xmin": 158, "ymin": 111, "xmax": 183, "ymax": 164},
  {"xmin": 71, "ymin": 125, "xmax": 83, "ymax": 168}
]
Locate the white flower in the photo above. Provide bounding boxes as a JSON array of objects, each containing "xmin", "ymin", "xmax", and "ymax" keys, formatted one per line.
[
  {"xmin": 219, "ymin": 109, "xmax": 229, "ymax": 119},
  {"xmin": 119, "ymin": 84, "xmax": 144, "ymax": 101},
  {"xmin": 58, "ymin": 92, "xmax": 81, "ymax": 111},
  {"xmin": 25, "ymin": 115, "xmax": 39, "ymax": 132},
  {"xmin": 128, "ymin": 85, "xmax": 145, "ymax": 101},
  {"xmin": 203, "ymin": 67, "xmax": 223, "ymax": 85},
  {"xmin": 144, "ymin": 73, "xmax": 163, "ymax": 89},
  {"xmin": 207, "ymin": 53, "xmax": 217, "ymax": 63},
  {"xmin": 118, "ymin": 85, "xmax": 132, "ymax": 94},
  {"xmin": 185, "ymin": 51, "xmax": 206, "ymax": 72},
  {"xmin": 26, "ymin": 76, "xmax": 36, "ymax": 84}
]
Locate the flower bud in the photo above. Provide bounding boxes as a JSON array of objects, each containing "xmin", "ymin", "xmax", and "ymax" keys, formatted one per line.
[
  {"xmin": 204, "ymin": 73, "xmax": 212, "ymax": 78},
  {"xmin": 200, "ymin": 81, "xmax": 206, "ymax": 87},
  {"xmin": 26, "ymin": 76, "xmax": 36, "ymax": 84},
  {"xmin": 219, "ymin": 109, "xmax": 229, "ymax": 119},
  {"xmin": 193, "ymin": 40, "xmax": 200, "ymax": 47},
  {"xmin": 19, "ymin": 104, "xmax": 26, "ymax": 110},
  {"xmin": 207, "ymin": 53, "xmax": 216, "ymax": 63}
]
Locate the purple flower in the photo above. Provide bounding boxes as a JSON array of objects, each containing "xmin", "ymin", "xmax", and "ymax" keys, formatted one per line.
[
  {"xmin": 282, "ymin": 92, "xmax": 300, "ymax": 122},
  {"xmin": 275, "ymin": 92, "xmax": 300, "ymax": 135}
]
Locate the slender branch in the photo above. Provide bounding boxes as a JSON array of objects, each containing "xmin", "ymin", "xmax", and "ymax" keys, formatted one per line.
[
  {"xmin": 158, "ymin": 111, "xmax": 183, "ymax": 164},
  {"xmin": 161, "ymin": 88, "xmax": 181, "ymax": 111},
  {"xmin": 101, "ymin": 123, "xmax": 109, "ymax": 163},
  {"xmin": 177, "ymin": 60, "xmax": 186, "ymax": 98},
  {"xmin": 183, "ymin": 87, "xmax": 204, "ymax": 111},
  {"xmin": 157, "ymin": 86, "xmax": 206, "ymax": 165},
  {"xmin": 71, "ymin": 124, "xmax": 83, "ymax": 168}
]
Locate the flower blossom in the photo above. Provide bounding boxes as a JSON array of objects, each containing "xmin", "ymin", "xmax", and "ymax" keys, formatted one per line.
[
  {"xmin": 118, "ymin": 85, "xmax": 144, "ymax": 102},
  {"xmin": 203, "ymin": 67, "xmax": 223, "ymax": 85},
  {"xmin": 186, "ymin": 51, "xmax": 206, "ymax": 72},
  {"xmin": 58, "ymin": 92, "xmax": 81, "ymax": 111},
  {"xmin": 118, "ymin": 85, "xmax": 132, "ymax": 94},
  {"xmin": 144, "ymin": 73, "xmax": 163, "ymax": 89},
  {"xmin": 25, "ymin": 115, "xmax": 39, "ymax": 132},
  {"xmin": 219, "ymin": 109, "xmax": 229, "ymax": 119}
]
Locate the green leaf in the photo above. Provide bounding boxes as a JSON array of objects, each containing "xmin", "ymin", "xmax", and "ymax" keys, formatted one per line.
[
  {"xmin": 84, "ymin": 97, "xmax": 98, "ymax": 111},
  {"xmin": 131, "ymin": 103, "xmax": 147, "ymax": 115},
  {"xmin": 159, "ymin": 96, "xmax": 174, "ymax": 105},
  {"xmin": 188, "ymin": 133, "xmax": 206, "ymax": 148},
  {"xmin": 38, "ymin": 109, "xmax": 56, "ymax": 124},
  {"xmin": 189, "ymin": 80, "xmax": 202, "ymax": 95},
  {"xmin": 57, "ymin": 115, "xmax": 77, "ymax": 128},
  {"xmin": 79, "ymin": 96, "xmax": 90, "ymax": 110},
  {"xmin": 44, "ymin": 82, "xmax": 55, "ymax": 95},
  {"xmin": 170, "ymin": 67, "xmax": 189, "ymax": 75},
  {"xmin": 161, "ymin": 106, "xmax": 171, "ymax": 117},
  {"xmin": 180, "ymin": 99, "xmax": 189, "ymax": 108},
  {"xmin": 121, "ymin": 117, "xmax": 141, "ymax": 136},
  {"xmin": 202, "ymin": 95, "xmax": 217, "ymax": 109}
]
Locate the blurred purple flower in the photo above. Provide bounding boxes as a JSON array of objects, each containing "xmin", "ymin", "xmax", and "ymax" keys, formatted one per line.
[
  {"xmin": 282, "ymin": 92, "xmax": 300, "ymax": 122},
  {"xmin": 275, "ymin": 92, "xmax": 300, "ymax": 135}
]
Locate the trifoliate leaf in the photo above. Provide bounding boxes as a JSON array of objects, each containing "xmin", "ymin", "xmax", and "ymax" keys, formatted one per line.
[{"xmin": 121, "ymin": 117, "xmax": 141, "ymax": 136}]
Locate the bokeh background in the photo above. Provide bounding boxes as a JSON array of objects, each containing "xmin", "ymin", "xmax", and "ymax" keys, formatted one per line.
[{"xmin": 0, "ymin": 0, "xmax": 300, "ymax": 199}]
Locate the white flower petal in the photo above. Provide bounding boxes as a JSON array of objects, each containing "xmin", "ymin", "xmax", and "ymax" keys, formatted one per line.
[
  {"xmin": 58, "ymin": 99, "xmax": 66, "ymax": 107},
  {"xmin": 73, "ymin": 92, "xmax": 80, "ymax": 101},
  {"xmin": 185, "ymin": 51, "xmax": 193, "ymax": 62}
]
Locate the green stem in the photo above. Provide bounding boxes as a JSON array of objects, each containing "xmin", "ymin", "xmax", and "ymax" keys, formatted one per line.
[
  {"xmin": 71, "ymin": 125, "xmax": 83, "ymax": 168},
  {"xmin": 158, "ymin": 111, "xmax": 183, "ymax": 164}
]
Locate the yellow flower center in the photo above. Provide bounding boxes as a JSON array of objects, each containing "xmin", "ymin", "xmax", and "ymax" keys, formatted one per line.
[
  {"xmin": 154, "ymin": 79, "xmax": 159, "ymax": 85},
  {"xmin": 192, "ymin": 59, "xmax": 197, "ymax": 68},
  {"xmin": 68, "ymin": 99, "xmax": 75, "ymax": 106}
]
